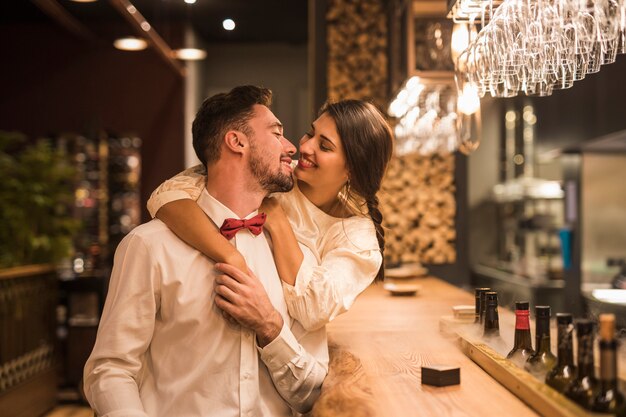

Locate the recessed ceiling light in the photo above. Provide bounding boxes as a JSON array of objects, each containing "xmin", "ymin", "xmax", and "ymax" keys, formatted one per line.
[
  {"xmin": 222, "ymin": 19, "xmax": 236, "ymax": 31},
  {"xmin": 70, "ymin": 0, "xmax": 98, "ymax": 3},
  {"xmin": 174, "ymin": 48, "xmax": 207, "ymax": 61},
  {"xmin": 113, "ymin": 37, "xmax": 148, "ymax": 51},
  {"xmin": 184, "ymin": 0, "xmax": 197, "ymax": 4}
]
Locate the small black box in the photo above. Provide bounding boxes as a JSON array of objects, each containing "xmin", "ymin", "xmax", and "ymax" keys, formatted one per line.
[{"xmin": 421, "ymin": 365, "xmax": 460, "ymax": 387}]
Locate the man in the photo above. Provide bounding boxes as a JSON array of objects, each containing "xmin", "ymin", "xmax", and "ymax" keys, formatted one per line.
[{"xmin": 84, "ymin": 86, "xmax": 327, "ymax": 417}]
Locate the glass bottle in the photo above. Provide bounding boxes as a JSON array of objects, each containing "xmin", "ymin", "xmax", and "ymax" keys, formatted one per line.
[
  {"xmin": 506, "ymin": 301, "xmax": 534, "ymax": 368},
  {"xmin": 524, "ymin": 305, "xmax": 556, "ymax": 380},
  {"xmin": 546, "ymin": 313, "xmax": 577, "ymax": 392},
  {"xmin": 475, "ymin": 287, "xmax": 490, "ymax": 324},
  {"xmin": 591, "ymin": 314, "xmax": 626, "ymax": 415},
  {"xmin": 565, "ymin": 320, "xmax": 598, "ymax": 410},
  {"xmin": 483, "ymin": 291, "xmax": 500, "ymax": 337},
  {"xmin": 479, "ymin": 289, "xmax": 490, "ymax": 325}
]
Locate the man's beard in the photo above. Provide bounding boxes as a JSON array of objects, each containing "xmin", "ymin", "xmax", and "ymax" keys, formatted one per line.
[{"xmin": 248, "ymin": 142, "xmax": 294, "ymax": 194}]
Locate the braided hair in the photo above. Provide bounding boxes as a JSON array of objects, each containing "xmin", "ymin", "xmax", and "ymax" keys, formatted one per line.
[{"xmin": 320, "ymin": 100, "xmax": 394, "ymax": 281}]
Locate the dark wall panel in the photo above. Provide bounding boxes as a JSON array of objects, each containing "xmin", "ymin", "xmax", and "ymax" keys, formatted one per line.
[
  {"xmin": 0, "ymin": 23, "xmax": 185, "ymax": 222},
  {"xmin": 532, "ymin": 54, "xmax": 626, "ymax": 153}
]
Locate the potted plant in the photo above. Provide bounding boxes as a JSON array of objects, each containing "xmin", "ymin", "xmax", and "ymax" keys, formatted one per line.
[
  {"xmin": 0, "ymin": 130, "xmax": 78, "ymax": 416},
  {"xmin": 0, "ymin": 131, "xmax": 78, "ymax": 268}
]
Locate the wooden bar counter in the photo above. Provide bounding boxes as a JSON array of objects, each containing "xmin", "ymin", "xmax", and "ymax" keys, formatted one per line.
[{"xmin": 310, "ymin": 276, "xmax": 539, "ymax": 417}]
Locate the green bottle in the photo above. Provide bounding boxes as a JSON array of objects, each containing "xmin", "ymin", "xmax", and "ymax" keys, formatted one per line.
[
  {"xmin": 474, "ymin": 287, "xmax": 490, "ymax": 324},
  {"xmin": 483, "ymin": 291, "xmax": 500, "ymax": 338},
  {"xmin": 524, "ymin": 305, "xmax": 556, "ymax": 380},
  {"xmin": 506, "ymin": 301, "xmax": 534, "ymax": 368},
  {"xmin": 591, "ymin": 314, "xmax": 626, "ymax": 415},
  {"xmin": 565, "ymin": 320, "xmax": 598, "ymax": 409},
  {"xmin": 545, "ymin": 313, "xmax": 577, "ymax": 392},
  {"xmin": 479, "ymin": 289, "xmax": 490, "ymax": 325}
]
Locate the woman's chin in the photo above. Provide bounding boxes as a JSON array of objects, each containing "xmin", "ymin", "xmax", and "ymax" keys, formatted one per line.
[{"xmin": 293, "ymin": 170, "xmax": 311, "ymax": 186}]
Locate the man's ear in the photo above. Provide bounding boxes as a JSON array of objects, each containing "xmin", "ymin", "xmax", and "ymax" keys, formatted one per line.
[{"xmin": 223, "ymin": 130, "xmax": 247, "ymax": 155}]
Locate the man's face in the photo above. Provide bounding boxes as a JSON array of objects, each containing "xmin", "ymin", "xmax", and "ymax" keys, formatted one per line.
[{"xmin": 246, "ymin": 105, "xmax": 296, "ymax": 193}]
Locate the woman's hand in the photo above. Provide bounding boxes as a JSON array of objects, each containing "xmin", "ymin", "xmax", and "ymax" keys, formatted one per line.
[{"xmin": 259, "ymin": 197, "xmax": 286, "ymax": 235}]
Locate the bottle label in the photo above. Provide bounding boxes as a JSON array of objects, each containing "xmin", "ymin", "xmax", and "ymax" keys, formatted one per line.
[{"xmin": 515, "ymin": 310, "xmax": 530, "ymax": 330}]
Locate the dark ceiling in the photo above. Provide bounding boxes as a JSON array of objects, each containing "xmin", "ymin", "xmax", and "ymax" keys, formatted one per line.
[{"xmin": 1, "ymin": 0, "xmax": 308, "ymax": 44}]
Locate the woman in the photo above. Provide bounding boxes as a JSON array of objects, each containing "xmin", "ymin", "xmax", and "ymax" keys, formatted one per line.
[{"xmin": 147, "ymin": 100, "xmax": 393, "ymax": 331}]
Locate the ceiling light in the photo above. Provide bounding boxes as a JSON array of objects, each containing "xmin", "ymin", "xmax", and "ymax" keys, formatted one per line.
[
  {"xmin": 70, "ymin": 0, "xmax": 98, "ymax": 3},
  {"xmin": 222, "ymin": 19, "xmax": 236, "ymax": 31},
  {"xmin": 174, "ymin": 48, "xmax": 207, "ymax": 61},
  {"xmin": 113, "ymin": 37, "xmax": 148, "ymax": 51},
  {"xmin": 184, "ymin": 0, "xmax": 197, "ymax": 3}
]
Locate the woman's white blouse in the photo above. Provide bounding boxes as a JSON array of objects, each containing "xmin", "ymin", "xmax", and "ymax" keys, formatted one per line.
[{"xmin": 147, "ymin": 164, "xmax": 382, "ymax": 331}]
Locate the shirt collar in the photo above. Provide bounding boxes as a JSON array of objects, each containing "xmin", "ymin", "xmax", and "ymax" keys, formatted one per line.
[{"xmin": 197, "ymin": 189, "xmax": 260, "ymax": 228}]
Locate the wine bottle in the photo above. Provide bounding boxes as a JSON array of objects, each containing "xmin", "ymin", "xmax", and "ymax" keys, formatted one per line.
[
  {"xmin": 483, "ymin": 291, "xmax": 500, "ymax": 337},
  {"xmin": 479, "ymin": 289, "xmax": 490, "ymax": 325},
  {"xmin": 545, "ymin": 313, "xmax": 577, "ymax": 392},
  {"xmin": 524, "ymin": 305, "xmax": 556, "ymax": 380},
  {"xmin": 475, "ymin": 287, "xmax": 491, "ymax": 324},
  {"xmin": 506, "ymin": 301, "xmax": 534, "ymax": 368},
  {"xmin": 565, "ymin": 319, "xmax": 598, "ymax": 410},
  {"xmin": 591, "ymin": 314, "xmax": 626, "ymax": 415}
]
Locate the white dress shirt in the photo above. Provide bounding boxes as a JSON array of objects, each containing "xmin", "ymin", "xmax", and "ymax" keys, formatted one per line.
[
  {"xmin": 84, "ymin": 190, "xmax": 328, "ymax": 417},
  {"xmin": 147, "ymin": 165, "xmax": 382, "ymax": 332}
]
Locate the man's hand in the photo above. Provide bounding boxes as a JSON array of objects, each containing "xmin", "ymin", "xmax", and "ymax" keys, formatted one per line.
[{"xmin": 213, "ymin": 263, "xmax": 283, "ymax": 347}]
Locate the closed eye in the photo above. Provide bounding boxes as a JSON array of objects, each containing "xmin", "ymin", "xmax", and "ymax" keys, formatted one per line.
[{"xmin": 319, "ymin": 137, "xmax": 335, "ymax": 152}]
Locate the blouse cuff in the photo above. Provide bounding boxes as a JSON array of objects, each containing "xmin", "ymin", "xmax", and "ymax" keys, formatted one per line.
[
  {"xmin": 147, "ymin": 190, "xmax": 194, "ymax": 219},
  {"xmin": 282, "ymin": 252, "xmax": 317, "ymax": 298},
  {"xmin": 99, "ymin": 411, "xmax": 149, "ymax": 417},
  {"xmin": 258, "ymin": 322, "xmax": 302, "ymax": 370}
]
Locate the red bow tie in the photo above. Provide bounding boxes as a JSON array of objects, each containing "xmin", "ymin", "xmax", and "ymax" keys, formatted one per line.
[{"xmin": 219, "ymin": 213, "xmax": 267, "ymax": 240}]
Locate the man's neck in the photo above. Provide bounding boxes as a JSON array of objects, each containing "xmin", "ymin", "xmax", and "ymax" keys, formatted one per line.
[{"xmin": 205, "ymin": 162, "xmax": 266, "ymax": 218}]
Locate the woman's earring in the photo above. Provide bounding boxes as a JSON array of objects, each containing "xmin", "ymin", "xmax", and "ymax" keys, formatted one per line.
[{"xmin": 343, "ymin": 179, "xmax": 351, "ymax": 200}]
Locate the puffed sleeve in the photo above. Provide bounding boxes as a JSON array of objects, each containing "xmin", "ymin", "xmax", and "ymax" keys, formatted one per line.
[
  {"xmin": 282, "ymin": 217, "xmax": 382, "ymax": 331},
  {"xmin": 146, "ymin": 164, "xmax": 207, "ymax": 218}
]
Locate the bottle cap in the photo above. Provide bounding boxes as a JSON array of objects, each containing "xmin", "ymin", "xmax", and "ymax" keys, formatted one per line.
[
  {"xmin": 535, "ymin": 305, "xmax": 551, "ymax": 318},
  {"xmin": 576, "ymin": 319, "xmax": 594, "ymax": 335},
  {"xmin": 475, "ymin": 287, "xmax": 491, "ymax": 296},
  {"xmin": 556, "ymin": 313, "xmax": 573, "ymax": 325},
  {"xmin": 515, "ymin": 301, "xmax": 529, "ymax": 310},
  {"xmin": 598, "ymin": 314, "xmax": 615, "ymax": 341}
]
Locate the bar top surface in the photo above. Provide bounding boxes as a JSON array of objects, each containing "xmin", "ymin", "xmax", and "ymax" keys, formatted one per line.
[{"xmin": 310, "ymin": 276, "xmax": 540, "ymax": 417}]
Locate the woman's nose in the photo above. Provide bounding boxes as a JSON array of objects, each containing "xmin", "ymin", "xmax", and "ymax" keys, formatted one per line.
[{"xmin": 299, "ymin": 135, "xmax": 312, "ymax": 153}]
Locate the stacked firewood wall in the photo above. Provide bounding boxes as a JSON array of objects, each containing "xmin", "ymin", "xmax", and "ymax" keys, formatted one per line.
[
  {"xmin": 326, "ymin": 0, "xmax": 388, "ymax": 108},
  {"xmin": 326, "ymin": 0, "xmax": 457, "ymax": 266},
  {"xmin": 379, "ymin": 154, "xmax": 456, "ymax": 265}
]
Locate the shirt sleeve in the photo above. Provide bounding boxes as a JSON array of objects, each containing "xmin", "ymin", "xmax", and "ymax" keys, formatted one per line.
[
  {"xmin": 258, "ymin": 323, "xmax": 328, "ymax": 414},
  {"xmin": 146, "ymin": 164, "xmax": 207, "ymax": 218},
  {"xmin": 83, "ymin": 233, "xmax": 161, "ymax": 417},
  {"xmin": 282, "ymin": 217, "xmax": 382, "ymax": 331}
]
